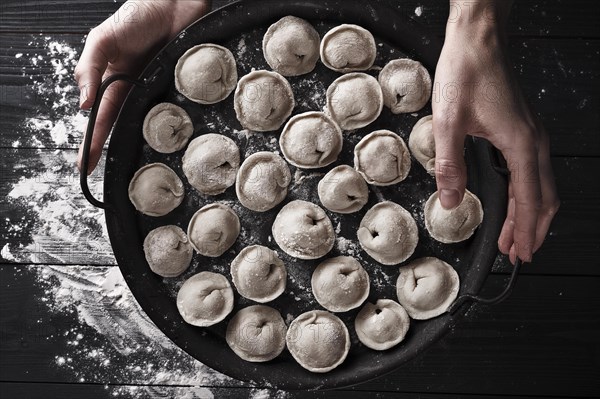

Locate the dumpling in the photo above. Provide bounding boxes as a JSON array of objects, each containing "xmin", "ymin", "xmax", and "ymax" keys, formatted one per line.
[
  {"xmin": 357, "ymin": 201, "xmax": 418, "ymax": 265},
  {"xmin": 378, "ymin": 58, "xmax": 432, "ymax": 114},
  {"xmin": 174, "ymin": 44, "xmax": 237, "ymax": 104},
  {"xmin": 230, "ymin": 245, "xmax": 287, "ymax": 303},
  {"xmin": 424, "ymin": 189, "xmax": 484, "ymax": 243},
  {"xmin": 176, "ymin": 271, "xmax": 234, "ymax": 327},
  {"xmin": 354, "ymin": 130, "xmax": 411, "ymax": 186},
  {"xmin": 317, "ymin": 165, "xmax": 369, "ymax": 214},
  {"xmin": 128, "ymin": 163, "xmax": 184, "ymax": 217},
  {"xmin": 396, "ymin": 257, "xmax": 459, "ymax": 320},
  {"xmin": 326, "ymin": 72, "xmax": 383, "ymax": 130},
  {"xmin": 286, "ymin": 310, "xmax": 350, "ymax": 373},
  {"xmin": 354, "ymin": 299, "xmax": 410, "ymax": 350},
  {"xmin": 143, "ymin": 225, "xmax": 192, "ymax": 278},
  {"xmin": 272, "ymin": 200, "xmax": 335, "ymax": 260},
  {"xmin": 142, "ymin": 103, "xmax": 193, "ymax": 153},
  {"xmin": 311, "ymin": 256, "xmax": 370, "ymax": 312},
  {"xmin": 280, "ymin": 111, "xmax": 343, "ymax": 169},
  {"xmin": 187, "ymin": 203, "xmax": 240, "ymax": 257},
  {"xmin": 236, "ymin": 152, "xmax": 291, "ymax": 212},
  {"xmin": 320, "ymin": 24, "xmax": 376, "ymax": 73},
  {"xmin": 226, "ymin": 305, "xmax": 287, "ymax": 362},
  {"xmin": 182, "ymin": 134, "xmax": 240, "ymax": 196},
  {"xmin": 263, "ymin": 16, "xmax": 320, "ymax": 76},
  {"xmin": 408, "ymin": 115, "xmax": 435, "ymax": 175},
  {"xmin": 234, "ymin": 70, "xmax": 295, "ymax": 132}
]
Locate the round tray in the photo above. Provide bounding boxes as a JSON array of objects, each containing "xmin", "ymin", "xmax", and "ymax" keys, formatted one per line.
[{"xmin": 82, "ymin": 0, "xmax": 508, "ymax": 390}]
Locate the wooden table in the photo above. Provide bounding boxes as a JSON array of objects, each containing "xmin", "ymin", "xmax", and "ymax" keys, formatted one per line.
[{"xmin": 1, "ymin": 1, "xmax": 598, "ymax": 397}]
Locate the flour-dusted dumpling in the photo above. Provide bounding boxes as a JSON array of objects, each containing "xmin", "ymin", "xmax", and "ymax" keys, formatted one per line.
[
  {"xmin": 128, "ymin": 163, "xmax": 184, "ymax": 217},
  {"xmin": 175, "ymin": 44, "xmax": 237, "ymax": 104},
  {"xmin": 177, "ymin": 271, "xmax": 234, "ymax": 327},
  {"xmin": 354, "ymin": 130, "xmax": 411, "ymax": 186},
  {"xmin": 396, "ymin": 257, "xmax": 459, "ymax": 320},
  {"xmin": 143, "ymin": 225, "xmax": 192, "ymax": 278},
  {"xmin": 272, "ymin": 200, "xmax": 335, "ymax": 260},
  {"xmin": 311, "ymin": 256, "xmax": 370, "ymax": 312},
  {"xmin": 142, "ymin": 103, "xmax": 193, "ymax": 153},
  {"xmin": 230, "ymin": 245, "xmax": 287, "ymax": 303},
  {"xmin": 326, "ymin": 73, "xmax": 383, "ymax": 130},
  {"xmin": 263, "ymin": 16, "xmax": 320, "ymax": 76},
  {"xmin": 424, "ymin": 189, "xmax": 484, "ymax": 243},
  {"xmin": 234, "ymin": 70, "xmax": 295, "ymax": 132},
  {"xmin": 182, "ymin": 134, "xmax": 240, "ymax": 196},
  {"xmin": 236, "ymin": 152, "xmax": 291, "ymax": 212},
  {"xmin": 320, "ymin": 24, "xmax": 376, "ymax": 73},
  {"xmin": 226, "ymin": 305, "xmax": 287, "ymax": 362},
  {"xmin": 280, "ymin": 112, "xmax": 343, "ymax": 169},
  {"xmin": 408, "ymin": 115, "xmax": 435, "ymax": 175},
  {"xmin": 358, "ymin": 201, "xmax": 418, "ymax": 265},
  {"xmin": 187, "ymin": 203, "xmax": 240, "ymax": 257},
  {"xmin": 379, "ymin": 58, "xmax": 432, "ymax": 114},
  {"xmin": 317, "ymin": 165, "xmax": 369, "ymax": 214},
  {"xmin": 354, "ymin": 299, "xmax": 410, "ymax": 350},
  {"xmin": 286, "ymin": 310, "xmax": 350, "ymax": 373}
]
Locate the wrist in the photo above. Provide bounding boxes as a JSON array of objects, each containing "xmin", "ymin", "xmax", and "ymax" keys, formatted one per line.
[{"xmin": 446, "ymin": 0, "xmax": 511, "ymax": 38}]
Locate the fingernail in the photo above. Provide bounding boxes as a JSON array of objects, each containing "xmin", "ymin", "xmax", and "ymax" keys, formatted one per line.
[
  {"xmin": 79, "ymin": 92, "xmax": 87, "ymax": 108},
  {"xmin": 440, "ymin": 189, "xmax": 460, "ymax": 209}
]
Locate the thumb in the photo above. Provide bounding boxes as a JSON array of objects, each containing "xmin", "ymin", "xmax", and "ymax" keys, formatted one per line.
[{"xmin": 432, "ymin": 116, "xmax": 467, "ymax": 209}]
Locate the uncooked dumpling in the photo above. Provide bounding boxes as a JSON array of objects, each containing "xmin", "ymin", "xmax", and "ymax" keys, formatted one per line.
[
  {"xmin": 354, "ymin": 130, "xmax": 411, "ymax": 186},
  {"xmin": 396, "ymin": 257, "xmax": 459, "ymax": 320},
  {"xmin": 408, "ymin": 115, "xmax": 435, "ymax": 175},
  {"xmin": 143, "ymin": 225, "xmax": 192, "ymax": 278},
  {"xmin": 424, "ymin": 189, "xmax": 484, "ymax": 243},
  {"xmin": 320, "ymin": 24, "xmax": 376, "ymax": 73},
  {"xmin": 354, "ymin": 299, "xmax": 410, "ymax": 350},
  {"xmin": 230, "ymin": 245, "xmax": 287, "ymax": 303},
  {"xmin": 357, "ymin": 201, "xmax": 418, "ymax": 265},
  {"xmin": 187, "ymin": 203, "xmax": 240, "ymax": 257},
  {"xmin": 286, "ymin": 310, "xmax": 350, "ymax": 373},
  {"xmin": 175, "ymin": 44, "xmax": 238, "ymax": 104},
  {"xmin": 263, "ymin": 16, "xmax": 320, "ymax": 76},
  {"xmin": 128, "ymin": 163, "xmax": 184, "ymax": 217},
  {"xmin": 311, "ymin": 256, "xmax": 370, "ymax": 312},
  {"xmin": 182, "ymin": 134, "xmax": 240, "ymax": 196},
  {"xmin": 272, "ymin": 200, "xmax": 335, "ymax": 260},
  {"xmin": 226, "ymin": 305, "xmax": 287, "ymax": 362},
  {"xmin": 143, "ymin": 103, "xmax": 193, "ymax": 153},
  {"xmin": 176, "ymin": 271, "xmax": 234, "ymax": 327},
  {"xmin": 236, "ymin": 152, "xmax": 291, "ymax": 212},
  {"xmin": 280, "ymin": 111, "xmax": 343, "ymax": 169},
  {"xmin": 326, "ymin": 73, "xmax": 383, "ymax": 130},
  {"xmin": 378, "ymin": 58, "xmax": 432, "ymax": 114},
  {"xmin": 317, "ymin": 165, "xmax": 369, "ymax": 214},
  {"xmin": 234, "ymin": 70, "xmax": 295, "ymax": 131}
]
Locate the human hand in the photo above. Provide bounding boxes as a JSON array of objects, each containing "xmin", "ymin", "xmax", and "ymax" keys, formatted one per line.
[
  {"xmin": 432, "ymin": 0, "xmax": 560, "ymax": 264},
  {"xmin": 75, "ymin": 0, "xmax": 211, "ymax": 173}
]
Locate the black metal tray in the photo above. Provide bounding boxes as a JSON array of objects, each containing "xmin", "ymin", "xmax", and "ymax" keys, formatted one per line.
[{"xmin": 80, "ymin": 0, "xmax": 511, "ymax": 390}]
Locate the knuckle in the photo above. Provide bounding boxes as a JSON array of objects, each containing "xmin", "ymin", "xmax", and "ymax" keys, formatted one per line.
[{"xmin": 544, "ymin": 199, "xmax": 561, "ymax": 217}]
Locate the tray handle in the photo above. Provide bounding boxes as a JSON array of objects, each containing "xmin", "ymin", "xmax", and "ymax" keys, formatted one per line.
[{"xmin": 80, "ymin": 70, "xmax": 159, "ymax": 209}]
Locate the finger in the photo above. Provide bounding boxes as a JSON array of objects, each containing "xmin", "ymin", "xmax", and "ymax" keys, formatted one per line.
[
  {"xmin": 533, "ymin": 132, "xmax": 560, "ymax": 252},
  {"xmin": 77, "ymin": 79, "xmax": 131, "ymax": 174},
  {"xmin": 432, "ymin": 116, "xmax": 468, "ymax": 209},
  {"xmin": 498, "ymin": 189, "xmax": 515, "ymax": 255},
  {"xmin": 505, "ymin": 134, "xmax": 542, "ymax": 263},
  {"xmin": 74, "ymin": 25, "xmax": 117, "ymax": 110}
]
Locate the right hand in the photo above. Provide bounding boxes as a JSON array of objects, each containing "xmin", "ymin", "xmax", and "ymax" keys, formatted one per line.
[{"xmin": 75, "ymin": 0, "xmax": 211, "ymax": 173}]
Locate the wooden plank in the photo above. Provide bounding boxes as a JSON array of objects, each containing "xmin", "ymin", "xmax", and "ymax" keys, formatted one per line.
[
  {"xmin": 2, "ymin": 148, "xmax": 598, "ymax": 275},
  {"xmin": 0, "ymin": 382, "xmax": 562, "ymax": 399},
  {"xmin": 1, "ymin": 0, "xmax": 599, "ymax": 38},
  {"xmin": 0, "ymin": 265, "xmax": 598, "ymax": 397},
  {"xmin": 1, "ymin": 33, "xmax": 598, "ymax": 155}
]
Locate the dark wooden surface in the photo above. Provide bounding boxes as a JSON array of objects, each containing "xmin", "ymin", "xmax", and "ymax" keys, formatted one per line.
[{"xmin": 1, "ymin": 1, "xmax": 599, "ymax": 398}]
